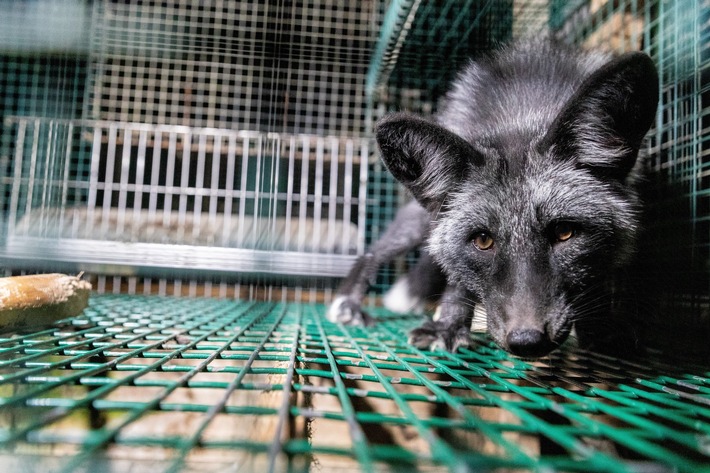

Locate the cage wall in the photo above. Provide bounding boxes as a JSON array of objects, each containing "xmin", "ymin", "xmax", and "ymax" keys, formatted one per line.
[
  {"xmin": 552, "ymin": 0, "xmax": 710, "ymax": 343},
  {"xmin": 0, "ymin": 1, "xmax": 708, "ymax": 310},
  {"xmin": 0, "ymin": 2, "xmax": 709, "ymax": 472},
  {"xmin": 0, "ymin": 0, "xmax": 382, "ymax": 299}
]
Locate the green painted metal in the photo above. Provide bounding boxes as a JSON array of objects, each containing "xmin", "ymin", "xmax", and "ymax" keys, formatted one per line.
[
  {"xmin": 0, "ymin": 2, "xmax": 709, "ymax": 471},
  {"xmin": 366, "ymin": 0, "xmax": 422, "ymax": 100},
  {"xmin": 367, "ymin": 0, "xmax": 514, "ymax": 104},
  {"xmin": 0, "ymin": 295, "xmax": 708, "ymax": 472}
]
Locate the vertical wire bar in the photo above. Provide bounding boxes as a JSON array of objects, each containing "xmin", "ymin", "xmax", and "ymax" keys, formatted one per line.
[
  {"xmin": 158, "ymin": 278, "xmax": 167, "ymax": 296},
  {"xmin": 8, "ymin": 120, "xmax": 27, "ymax": 235},
  {"xmin": 630, "ymin": 0, "xmax": 640, "ymax": 52},
  {"xmin": 312, "ymin": 137, "xmax": 325, "ymax": 252},
  {"xmin": 143, "ymin": 277, "xmax": 152, "ymax": 295},
  {"xmin": 163, "ymin": 131, "xmax": 178, "ymax": 228},
  {"xmin": 60, "ymin": 123, "xmax": 74, "ymax": 237},
  {"xmin": 208, "ymin": 134, "xmax": 222, "ymax": 234},
  {"xmin": 101, "ymin": 124, "xmax": 118, "ymax": 236},
  {"xmin": 283, "ymin": 136, "xmax": 297, "ymax": 250},
  {"xmin": 357, "ymin": 141, "xmax": 369, "ymax": 255},
  {"xmin": 243, "ymin": 6, "xmax": 258, "ymax": 130},
  {"xmin": 40, "ymin": 121, "xmax": 54, "ymax": 229},
  {"xmin": 237, "ymin": 135, "xmax": 250, "ymax": 246},
  {"xmin": 297, "ymin": 136, "xmax": 310, "ymax": 251},
  {"xmin": 173, "ymin": 279, "xmax": 182, "ymax": 296},
  {"xmin": 178, "ymin": 132, "xmax": 192, "ymax": 241},
  {"xmin": 51, "ymin": 124, "xmax": 65, "ymax": 227},
  {"xmin": 654, "ymin": 0, "xmax": 666, "ymax": 186},
  {"xmin": 116, "ymin": 127, "xmax": 133, "ymax": 235},
  {"xmin": 315, "ymin": 30, "xmax": 329, "ymax": 134},
  {"xmin": 221, "ymin": 134, "xmax": 237, "ymax": 245},
  {"xmin": 326, "ymin": 137, "xmax": 340, "ymax": 254},
  {"xmin": 112, "ymin": 276, "xmax": 122, "ymax": 294},
  {"xmin": 342, "ymin": 139, "xmax": 354, "ymax": 254},
  {"xmin": 148, "ymin": 130, "xmax": 162, "ymax": 223},
  {"xmin": 268, "ymin": 136, "xmax": 282, "ymax": 251},
  {"xmin": 133, "ymin": 129, "xmax": 148, "ymax": 235},
  {"xmin": 96, "ymin": 275, "xmax": 106, "ymax": 294},
  {"xmin": 252, "ymin": 134, "xmax": 264, "ymax": 246},
  {"xmin": 25, "ymin": 120, "xmax": 41, "ymax": 219},
  {"xmin": 193, "ymin": 133, "xmax": 208, "ymax": 240},
  {"xmin": 689, "ymin": 0, "xmax": 701, "ymax": 259},
  {"xmin": 127, "ymin": 276, "xmax": 137, "ymax": 295}
]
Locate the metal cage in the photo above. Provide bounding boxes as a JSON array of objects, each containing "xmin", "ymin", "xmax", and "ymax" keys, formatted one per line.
[{"xmin": 0, "ymin": 1, "xmax": 708, "ymax": 472}]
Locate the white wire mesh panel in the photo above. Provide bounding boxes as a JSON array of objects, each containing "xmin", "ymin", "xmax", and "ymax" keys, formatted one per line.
[
  {"xmin": 1, "ymin": 117, "xmax": 370, "ymax": 279},
  {"xmin": 85, "ymin": 1, "xmax": 377, "ymax": 136},
  {"xmin": 0, "ymin": 0, "xmax": 381, "ymax": 288}
]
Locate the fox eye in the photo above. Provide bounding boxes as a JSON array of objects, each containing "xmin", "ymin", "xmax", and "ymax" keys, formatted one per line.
[
  {"xmin": 552, "ymin": 222, "xmax": 576, "ymax": 243},
  {"xmin": 472, "ymin": 231, "xmax": 495, "ymax": 251}
]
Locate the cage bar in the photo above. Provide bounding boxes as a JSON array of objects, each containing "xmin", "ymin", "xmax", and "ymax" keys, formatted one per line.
[
  {"xmin": 0, "ymin": 1, "xmax": 708, "ymax": 472},
  {"xmin": 1, "ymin": 296, "xmax": 709, "ymax": 471}
]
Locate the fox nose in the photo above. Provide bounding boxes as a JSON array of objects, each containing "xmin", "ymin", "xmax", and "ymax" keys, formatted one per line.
[{"xmin": 506, "ymin": 329, "xmax": 554, "ymax": 358}]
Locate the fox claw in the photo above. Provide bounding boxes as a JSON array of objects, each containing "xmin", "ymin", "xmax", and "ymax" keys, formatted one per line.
[
  {"xmin": 327, "ymin": 296, "xmax": 375, "ymax": 326},
  {"xmin": 408, "ymin": 320, "xmax": 471, "ymax": 352}
]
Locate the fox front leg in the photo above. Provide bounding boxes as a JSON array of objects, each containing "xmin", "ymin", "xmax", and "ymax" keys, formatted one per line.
[
  {"xmin": 327, "ymin": 254, "xmax": 379, "ymax": 326},
  {"xmin": 408, "ymin": 284, "xmax": 474, "ymax": 352},
  {"xmin": 327, "ymin": 200, "xmax": 431, "ymax": 326}
]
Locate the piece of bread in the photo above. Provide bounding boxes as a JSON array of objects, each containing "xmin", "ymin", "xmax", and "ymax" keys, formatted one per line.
[{"xmin": 0, "ymin": 274, "xmax": 92, "ymax": 332}]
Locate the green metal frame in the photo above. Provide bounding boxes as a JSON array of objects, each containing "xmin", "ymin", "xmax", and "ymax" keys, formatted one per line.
[
  {"xmin": 367, "ymin": 0, "xmax": 514, "ymax": 104},
  {"xmin": 0, "ymin": 1, "xmax": 709, "ymax": 470},
  {"xmin": 1, "ymin": 295, "xmax": 708, "ymax": 472}
]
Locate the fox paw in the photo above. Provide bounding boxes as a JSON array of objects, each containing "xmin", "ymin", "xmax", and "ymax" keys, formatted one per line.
[
  {"xmin": 327, "ymin": 296, "xmax": 375, "ymax": 326},
  {"xmin": 408, "ymin": 320, "xmax": 471, "ymax": 352}
]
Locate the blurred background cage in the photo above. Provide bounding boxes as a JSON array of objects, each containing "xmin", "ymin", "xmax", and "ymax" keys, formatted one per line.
[{"xmin": 0, "ymin": 0, "xmax": 709, "ymax": 472}]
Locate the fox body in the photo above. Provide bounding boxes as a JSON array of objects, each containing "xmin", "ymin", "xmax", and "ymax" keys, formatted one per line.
[{"xmin": 328, "ymin": 41, "xmax": 659, "ymax": 358}]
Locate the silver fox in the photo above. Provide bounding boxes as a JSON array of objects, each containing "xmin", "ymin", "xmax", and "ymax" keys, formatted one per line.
[{"xmin": 328, "ymin": 41, "xmax": 659, "ymax": 358}]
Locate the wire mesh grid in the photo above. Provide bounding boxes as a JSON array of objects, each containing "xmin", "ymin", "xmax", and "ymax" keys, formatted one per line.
[
  {"xmin": 85, "ymin": 1, "xmax": 377, "ymax": 136},
  {"xmin": 369, "ymin": 0, "xmax": 516, "ymax": 115},
  {"xmin": 0, "ymin": 1, "xmax": 709, "ymax": 471},
  {"xmin": 0, "ymin": 294, "xmax": 708, "ymax": 472},
  {"xmin": 0, "ymin": 0, "xmax": 391, "ymax": 292},
  {"xmin": 0, "ymin": 117, "xmax": 370, "ymax": 279},
  {"xmin": 0, "ymin": 1, "xmax": 707, "ymax": 297},
  {"xmin": 550, "ymin": 0, "xmax": 710, "ymax": 343},
  {"xmin": 0, "ymin": 0, "xmax": 88, "ymax": 123}
]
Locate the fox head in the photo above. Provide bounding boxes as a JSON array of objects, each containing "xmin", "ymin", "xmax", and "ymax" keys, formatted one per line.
[{"xmin": 376, "ymin": 52, "xmax": 659, "ymax": 357}]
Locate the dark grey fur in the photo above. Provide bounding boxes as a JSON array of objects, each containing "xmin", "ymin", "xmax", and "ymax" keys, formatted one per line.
[{"xmin": 328, "ymin": 40, "xmax": 659, "ymax": 357}]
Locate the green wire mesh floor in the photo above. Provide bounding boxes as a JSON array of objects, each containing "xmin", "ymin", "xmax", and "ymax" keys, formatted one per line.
[{"xmin": 1, "ymin": 294, "xmax": 709, "ymax": 472}]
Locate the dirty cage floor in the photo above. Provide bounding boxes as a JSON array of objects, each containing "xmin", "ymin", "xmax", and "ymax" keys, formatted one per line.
[{"xmin": 0, "ymin": 294, "xmax": 708, "ymax": 472}]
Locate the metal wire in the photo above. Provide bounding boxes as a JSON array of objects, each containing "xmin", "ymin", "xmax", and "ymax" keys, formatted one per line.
[
  {"xmin": 0, "ymin": 2, "xmax": 709, "ymax": 471},
  {"xmin": 1, "ymin": 295, "xmax": 708, "ymax": 472},
  {"xmin": 0, "ymin": 117, "xmax": 370, "ymax": 279},
  {"xmin": 85, "ymin": 1, "xmax": 376, "ymax": 137}
]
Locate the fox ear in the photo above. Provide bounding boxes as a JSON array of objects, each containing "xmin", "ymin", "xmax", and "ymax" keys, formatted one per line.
[
  {"xmin": 541, "ymin": 52, "xmax": 659, "ymax": 179},
  {"xmin": 375, "ymin": 113, "xmax": 481, "ymax": 210}
]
